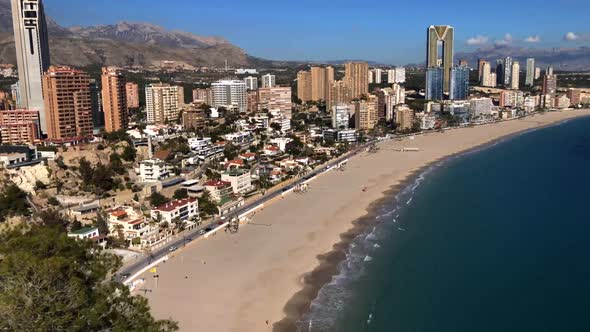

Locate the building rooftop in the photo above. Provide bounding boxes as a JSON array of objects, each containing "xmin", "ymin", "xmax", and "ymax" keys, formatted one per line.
[
  {"xmin": 70, "ymin": 227, "xmax": 98, "ymax": 235},
  {"xmin": 204, "ymin": 180, "xmax": 232, "ymax": 188},
  {"xmin": 153, "ymin": 198, "xmax": 198, "ymax": 212}
]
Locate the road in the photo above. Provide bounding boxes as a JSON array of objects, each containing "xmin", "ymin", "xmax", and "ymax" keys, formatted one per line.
[{"xmin": 116, "ymin": 142, "xmax": 373, "ymax": 283}]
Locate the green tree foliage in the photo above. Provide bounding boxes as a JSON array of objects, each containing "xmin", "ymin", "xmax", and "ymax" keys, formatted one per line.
[
  {"xmin": 47, "ymin": 196, "xmax": 60, "ymax": 206},
  {"xmin": 198, "ymin": 192, "xmax": 218, "ymax": 216},
  {"xmin": 149, "ymin": 192, "xmax": 170, "ymax": 207},
  {"xmin": 0, "ymin": 226, "xmax": 178, "ymax": 331},
  {"xmin": 103, "ymin": 129, "xmax": 131, "ymax": 143},
  {"xmin": 0, "ymin": 184, "xmax": 30, "ymax": 222},
  {"xmin": 122, "ymin": 145, "xmax": 137, "ymax": 162},
  {"xmin": 38, "ymin": 209, "xmax": 69, "ymax": 232},
  {"xmin": 94, "ymin": 209, "xmax": 110, "ymax": 236},
  {"xmin": 173, "ymin": 189, "xmax": 188, "ymax": 200},
  {"xmin": 109, "ymin": 153, "xmax": 126, "ymax": 175},
  {"xmin": 78, "ymin": 158, "xmax": 119, "ymax": 195},
  {"xmin": 223, "ymin": 143, "xmax": 238, "ymax": 160}
]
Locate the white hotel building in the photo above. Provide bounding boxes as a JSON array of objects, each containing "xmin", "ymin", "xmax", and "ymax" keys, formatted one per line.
[{"xmin": 212, "ymin": 80, "xmax": 247, "ymax": 113}]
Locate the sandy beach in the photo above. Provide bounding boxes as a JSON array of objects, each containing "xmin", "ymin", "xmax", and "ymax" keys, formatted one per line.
[{"xmin": 137, "ymin": 110, "xmax": 590, "ymax": 332}]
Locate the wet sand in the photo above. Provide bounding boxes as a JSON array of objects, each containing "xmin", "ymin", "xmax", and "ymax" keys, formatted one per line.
[{"xmin": 137, "ymin": 110, "xmax": 590, "ymax": 332}]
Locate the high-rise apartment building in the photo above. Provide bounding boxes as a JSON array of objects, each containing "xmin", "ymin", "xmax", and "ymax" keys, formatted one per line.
[
  {"xmin": 296, "ymin": 71, "xmax": 312, "ymax": 102},
  {"xmin": 332, "ymin": 104, "xmax": 352, "ymax": 129},
  {"xmin": 395, "ymin": 105, "xmax": 414, "ymax": 131},
  {"xmin": 211, "ymin": 80, "xmax": 247, "ymax": 113},
  {"xmin": 258, "ymin": 87, "xmax": 292, "ymax": 118},
  {"xmin": 478, "ymin": 59, "xmax": 486, "ymax": 82},
  {"xmin": 247, "ymin": 90, "xmax": 259, "ymax": 113},
  {"xmin": 101, "ymin": 67, "xmax": 128, "ymax": 132},
  {"xmin": 42, "ymin": 66, "xmax": 93, "ymax": 141},
  {"xmin": 0, "ymin": 109, "xmax": 40, "ymax": 144},
  {"xmin": 489, "ymin": 72, "xmax": 497, "ymax": 88},
  {"xmin": 546, "ymin": 66, "xmax": 554, "ymax": 76},
  {"xmin": 344, "ymin": 62, "xmax": 369, "ymax": 99},
  {"xmin": 534, "ymin": 67, "xmax": 541, "ymax": 80},
  {"xmin": 387, "ymin": 69, "xmax": 396, "ymax": 84},
  {"xmin": 354, "ymin": 95, "xmax": 378, "ymax": 130},
  {"xmin": 11, "ymin": 0, "xmax": 51, "ymax": 133},
  {"xmin": 566, "ymin": 88, "xmax": 581, "ymax": 106},
  {"xmin": 426, "ymin": 67, "xmax": 444, "ymax": 100},
  {"xmin": 368, "ymin": 70, "xmax": 374, "ymax": 84},
  {"xmin": 503, "ymin": 57, "xmax": 513, "ymax": 87},
  {"xmin": 329, "ymin": 80, "xmax": 351, "ymax": 107},
  {"xmin": 261, "ymin": 74, "xmax": 276, "ymax": 88},
  {"xmin": 542, "ymin": 75, "xmax": 557, "ymax": 96},
  {"xmin": 126, "ymin": 82, "xmax": 139, "ymax": 109},
  {"xmin": 89, "ymin": 80, "xmax": 104, "ymax": 129},
  {"xmin": 510, "ymin": 62, "xmax": 520, "ymax": 90},
  {"xmin": 311, "ymin": 66, "xmax": 334, "ymax": 101},
  {"xmin": 244, "ymin": 76, "xmax": 258, "ymax": 91},
  {"xmin": 480, "ymin": 61, "xmax": 491, "ymax": 87},
  {"xmin": 373, "ymin": 69, "xmax": 382, "ymax": 84},
  {"xmin": 450, "ymin": 67, "xmax": 469, "ymax": 100},
  {"xmin": 145, "ymin": 83, "xmax": 182, "ymax": 124},
  {"xmin": 496, "ymin": 60, "xmax": 505, "ymax": 86},
  {"xmin": 394, "ymin": 67, "xmax": 406, "ymax": 83},
  {"xmin": 426, "ymin": 25, "xmax": 454, "ymax": 92},
  {"xmin": 192, "ymin": 88, "xmax": 213, "ymax": 105},
  {"xmin": 525, "ymin": 58, "xmax": 535, "ymax": 86}
]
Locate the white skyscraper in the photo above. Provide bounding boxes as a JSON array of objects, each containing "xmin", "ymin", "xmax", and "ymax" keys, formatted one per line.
[
  {"xmin": 481, "ymin": 62, "xmax": 491, "ymax": 87},
  {"xmin": 511, "ymin": 61, "xmax": 520, "ymax": 90},
  {"xmin": 244, "ymin": 76, "xmax": 258, "ymax": 90},
  {"xmin": 261, "ymin": 74, "xmax": 276, "ymax": 88},
  {"xmin": 212, "ymin": 80, "xmax": 247, "ymax": 113},
  {"xmin": 11, "ymin": 0, "xmax": 51, "ymax": 133},
  {"xmin": 525, "ymin": 58, "xmax": 535, "ymax": 86},
  {"xmin": 374, "ymin": 69, "xmax": 382, "ymax": 84},
  {"xmin": 394, "ymin": 67, "xmax": 406, "ymax": 83},
  {"xmin": 387, "ymin": 69, "xmax": 396, "ymax": 83},
  {"xmin": 368, "ymin": 70, "xmax": 374, "ymax": 84}
]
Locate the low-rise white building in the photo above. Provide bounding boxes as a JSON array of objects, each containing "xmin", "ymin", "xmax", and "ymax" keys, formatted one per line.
[
  {"xmin": 150, "ymin": 198, "xmax": 199, "ymax": 224},
  {"xmin": 107, "ymin": 206, "xmax": 158, "ymax": 246},
  {"xmin": 221, "ymin": 169, "xmax": 253, "ymax": 194},
  {"xmin": 269, "ymin": 137, "xmax": 293, "ymax": 151},
  {"xmin": 138, "ymin": 158, "xmax": 171, "ymax": 183}
]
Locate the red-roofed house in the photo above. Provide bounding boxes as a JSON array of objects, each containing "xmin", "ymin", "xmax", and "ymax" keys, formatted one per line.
[
  {"xmin": 150, "ymin": 198, "xmax": 199, "ymax": 224},
  {"xmin": 263, "ymin": 146, "xmax": 281, "ymax": 156},
  {"xmin": 107, "ymin": 206, "xmax": 157, "ymax": 247},
  {"xmin": 239, "ymin": 152, "xmax": 257, "ymax": 162},
  {"xmin": 224, "ymin": 158, "xmax": 245, "ymax": 170}
]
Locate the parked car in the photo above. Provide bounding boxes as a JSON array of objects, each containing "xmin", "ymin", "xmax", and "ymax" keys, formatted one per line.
[
  {"xmin": 168, "ymin": 246, "xmax": 178, "ymax": 252},
  {"xmin": 198, "ymin": 230, "xmax": 206, "ymax": 235}
]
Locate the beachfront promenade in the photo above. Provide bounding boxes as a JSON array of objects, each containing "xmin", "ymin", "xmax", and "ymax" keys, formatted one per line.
[{"xmin": 130, "ymin": 110, "xmax": 590, "ymax": 332}]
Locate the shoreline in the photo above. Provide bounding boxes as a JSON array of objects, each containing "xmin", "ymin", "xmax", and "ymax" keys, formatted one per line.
[
  {"xmin": 272, "ymin": 112, "xmax": 590, "ymax": 331},
  {"xmin": 139, "ymin": 110, "xmax": 590, "ymax": 332}
]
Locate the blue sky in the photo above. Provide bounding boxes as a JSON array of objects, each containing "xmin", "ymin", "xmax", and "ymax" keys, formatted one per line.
[{"xmin": 45, "ymin": 0, "xmax": 590, "ymax": 65}]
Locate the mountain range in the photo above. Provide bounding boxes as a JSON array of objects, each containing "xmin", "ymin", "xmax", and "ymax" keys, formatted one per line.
[
  {"xmin": 0, "ymin": 0, "xmax": 258, "ymax": 69},
  {"xmin": 0, "ymin": 0, "xmax": 589, "ymax": 71}
]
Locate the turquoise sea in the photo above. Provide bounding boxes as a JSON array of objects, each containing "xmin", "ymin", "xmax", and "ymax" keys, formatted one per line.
[{"xmin": 298, "ymin": 115, "xmax": 590, "ymax": 332}]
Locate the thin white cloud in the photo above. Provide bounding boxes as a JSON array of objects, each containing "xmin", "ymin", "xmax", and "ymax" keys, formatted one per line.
[
  {"xmin": 466, "ymin": 35, "xmax": 489, "ymax": 46},
  {"xmin": 495, "ymin": 33, "xmax": 513, "ymax": 46},
  {"xmin": 524, "ymin": 35, "xmax": 541, "ymax": 43},
  {"xmin": 564, "ymin": 32, "xmax": 579, "ymax": 41}
]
